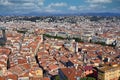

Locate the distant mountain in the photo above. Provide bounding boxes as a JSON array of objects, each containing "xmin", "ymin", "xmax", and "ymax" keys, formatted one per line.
[
  {"xmin": 22, "ymin": 12, "xmax": 120, "ymax": 16},
  {"xmin": 23, "ymin": 12, "xmax": 73, "ymax": 16},
  {"xmin": 78, "ymin": 12, "xmax": 120, "ymax": 16},
  {"xmin": 0, "ymin": 12, "xmax": 120, "ymax": 16}
]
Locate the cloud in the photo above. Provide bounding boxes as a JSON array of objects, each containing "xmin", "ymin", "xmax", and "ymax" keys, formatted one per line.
[
  {"xmin": 89, "ymin": 4, "xmax": 98, "ymax": 8},
  {"xmin": 111, "ymin": 7, "xmax": 120, "ymax": 13},
  {"xmin": 44, "ymin": 9, "xmax": 61, "ymax": 13},
  {"xmin": 69, "ymin": 6, "xmax": 77, "ymax": 11},
  {"xmin": 0, "ymin": 0, "xmax": 13, "ymax": 5},
  {"xmin": 0, "ymin": 0, "xmax": 68, "ymax": 14},
  {"xmin": 88, "ymin": 4, "xmax": 106, "ymax": 10},
  {"xmin": 0, "ymin": 0, "xmax": 44, "ymax": 9},
  {"xmin": 75, "ymin": 0, "xmax": 109, "ymax": 12},
  {"xmin": 35, "ymin": 0, "xmax": 44, "ymax": 7},
  {"xmin": 0, "ymin": 0, "xmax": 44, "ymax": 14},
  {"xmin": 0, "ymin": 0, "xmax": 119, "ymax": 15},
  {"xmin": 70, "ymin": 3, "xmax": 106, "ymax": 12},
  {"xmin": 86, "ymin": 0, "xmax": 112, "ymax": 3},
  {"xmin": 44, "ymin": 2, "xmax": 67, "ymax": 13},
  {"xmin": 47, "ymin": 2, "xmax": 67, "ymax": 8}
]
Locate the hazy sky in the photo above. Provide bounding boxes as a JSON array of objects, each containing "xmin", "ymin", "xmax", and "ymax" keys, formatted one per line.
[{"xmin": 0, "ymin": 0, "xmax": 120, "ymax": 15}]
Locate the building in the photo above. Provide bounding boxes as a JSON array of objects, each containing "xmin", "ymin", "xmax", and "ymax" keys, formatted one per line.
[
  {"xmin": 57, "ymin": 32, "xmax": 68, "ymax": 38},
  {"xmin": 0, "ymin": 27, "xmax": 7, "ymax": 46},
  {"xmin": 59, "ymin": 67, "xmax": 83, "ymax": 80},
  {"xmin": 97, "ymin": 64, "xmax": 120, "ymax": 80},
  {"xmin": 59, "ymin": 66, "xmax": 93, "ymax": 80}
]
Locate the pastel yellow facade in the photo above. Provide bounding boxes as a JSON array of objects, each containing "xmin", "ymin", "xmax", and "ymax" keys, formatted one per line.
[
  {"xmin": 35, "ymin": 68, "xmax": 43, "ymax": 77},
  {"xmin": 98, "ymin": 64, "xmax": 120, "ymax": 80}
]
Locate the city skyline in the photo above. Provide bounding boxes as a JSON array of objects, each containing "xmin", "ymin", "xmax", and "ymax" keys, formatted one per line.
[{"xmin": 0, "ymin": 0, "xmax": 120, "ymax": 16}]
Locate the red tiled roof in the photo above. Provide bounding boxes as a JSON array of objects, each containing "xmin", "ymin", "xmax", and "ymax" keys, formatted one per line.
[
  {"xmin": 6, "ymin": 74, "xmax": 18, "ymax": 80},
  {"xmin": 83, "ymin": 66, "xmax": 93, "ymax": 71},
  {"xmin": 43, "ymin": 77, "xmax": 50, "ymax": 80},
  {"xmin": 60, "ymin": 67, "xmax": 83, "ymax": 80},
  {"xmin": 0, "ymin": 48, "xmax": 11, "ymax": 56},
  {"xmin": 18, "ymin": 59, "xmax": 27, "ymax": 64},
  {"xmin": 0, "ymin": 76, "xmax": 5, "ymax": 80},
  {"xmin": 48, "ymin": 64, "xmax": 58, "ymax": 71}
]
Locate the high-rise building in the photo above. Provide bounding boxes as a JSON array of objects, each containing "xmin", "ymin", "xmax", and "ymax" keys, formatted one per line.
[
  {"xmin": 0, "ymin": 27, "xmax": 7, "ymax": 45},
  {"xmin": 83, "ymin": 51, "xmax": 87, "ymax": 65},
  {"xmin": 75, "ymin": 42, "xmax": 78, "ymax": 53}
]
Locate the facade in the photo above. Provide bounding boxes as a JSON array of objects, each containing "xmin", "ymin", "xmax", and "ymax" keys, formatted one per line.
[
  {"xmin": 105, "ymin": 38, "xmax": 116, "ymax": 45},
  {"xmin": 91, "ymin": 36, "xmax": 106, "ymax": 43},
  {"xmin": 97, "ymin": 64, "xmax": 120, "ymax": 80},
  {"xmin": 0, "ymin": 27, "xmax": 7, "ymax": 45},
  {"xmin": 46, "ymin": 32, "xmax": 56, "ymax": 36},
  {"xmin": 59, "ymin": 66, "xmax": 93, "ymax": 80},
  {"xmin": 57, "ymin": 32, "xmax": 68, "ymax": 38},
  {"xmin": 116, "ymin": 37, "xmax": 120, "ymax": 47}
]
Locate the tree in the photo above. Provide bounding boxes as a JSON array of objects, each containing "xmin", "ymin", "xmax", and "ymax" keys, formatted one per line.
[{"xmin": 55, "ymin": 76, "xmax": 60, "ymax": 80}]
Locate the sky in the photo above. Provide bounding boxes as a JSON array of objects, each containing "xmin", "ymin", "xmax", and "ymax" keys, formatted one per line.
[{"xmin": 0, "ymin": 0, "xmax": 120, "ymax": 15}]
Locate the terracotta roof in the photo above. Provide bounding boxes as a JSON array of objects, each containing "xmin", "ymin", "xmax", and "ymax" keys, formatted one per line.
[
  {"xmin": 0, "ymin": 76, "xmax": 5, "ymax": 80},
  {"xmin": 83, "ymin": 66, "xmax": 93, "ymax": 71},
  {"xmin": 6, "ymin": 74, "xmax": 18, "ymax": 80},
  {"xmin": 0, "ymin": 48, "xmax": 11, "ymax": 56},
  {"xmin": 43, "ymin": 77, "xmax": 50, "ymax": 80},
  {"xmin": 60, "ymin": 67, "xmax": 83, "ymax": 80},
  {"xmin": 21, "ymin": 63, "xmax": 31, "ymax": 70},
  {"xmin": 18, "ymin": 59, "xmax": 27, "ymax": 64},
  {"xmin": 0, "ymin": 61, "xmax": 6, "ymax": 66},
  {"xmin": 30, "ymin": 77, "xmax": 42, "ymax": 80},
  {"xmin": 19, "ymin": 72, "xmax": 29, "ymax": 77},
  {"xmin": 48, "ymin": 64, "xmax": 58, "ymax": 71}
]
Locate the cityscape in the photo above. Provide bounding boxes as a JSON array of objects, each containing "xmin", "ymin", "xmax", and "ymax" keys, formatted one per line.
[{"xmin": 0, "ymin": 0, "xmax": 120, "ymax": 80}]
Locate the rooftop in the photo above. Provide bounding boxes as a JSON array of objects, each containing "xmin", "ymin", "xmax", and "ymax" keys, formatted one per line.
[{"xmin": 98, "ymin": 64, "xmax": 120, "ymax": 73}]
